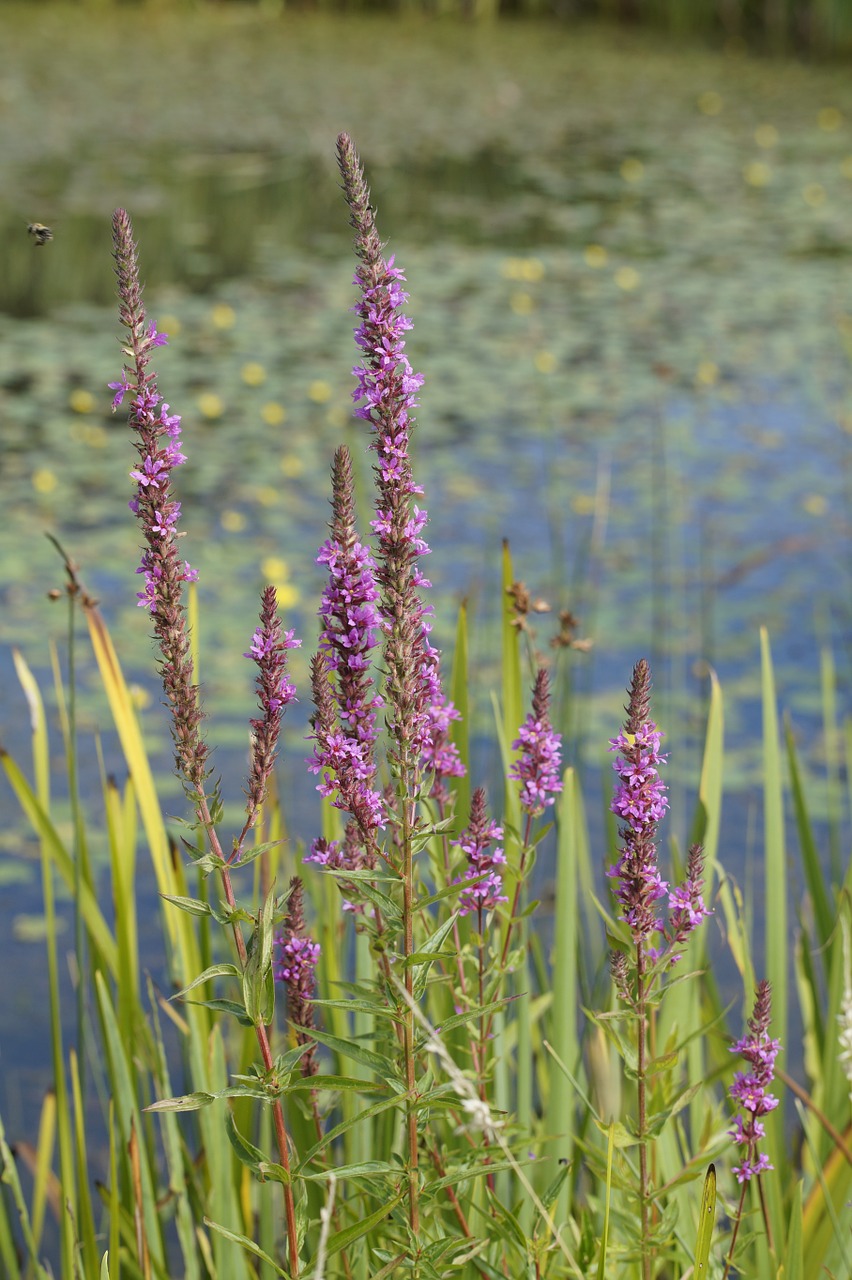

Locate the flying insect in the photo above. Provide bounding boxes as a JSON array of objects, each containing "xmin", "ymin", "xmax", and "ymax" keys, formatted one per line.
[{"xmin": 27, "ymin": 223, "xmax": 53, "ymax": 246}]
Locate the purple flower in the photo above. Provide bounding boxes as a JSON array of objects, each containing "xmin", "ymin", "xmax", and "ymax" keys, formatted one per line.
[
  {"xmin": 336, "ymin": 131, "xmax": 458, "ymax": 793},
  {"xmin": 238, "ymin": 587, "xmax": 300, "ymax": 848},
  {"xmin": 728, "ymin": 980, "xmax": 780, "ymax": 1183},
  {"xmin": 112, "ymin": 207, "xmax": 206, "ymax": 791},
  {"xmin": 455, "ymin": 788, "xmax": 507, "ymax": 917},
  {"xmin": 509, "ymin": 668, "xmax": 563, "ymax": 818},
  {"xmin": 276, "ymin": 878, "xmax": 319, "ymax": 1077},
  {"xmin": 607, "ymin": 660, "xmax": 669, "ymax": 941},
  {"xmin": 308, "ymin": 446, "xmax": 385, "ymax": 858}
]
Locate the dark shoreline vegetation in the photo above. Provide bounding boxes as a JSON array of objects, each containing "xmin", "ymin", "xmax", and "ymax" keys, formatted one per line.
[
  {"xmin": 1, "ymin": 126, "xmax": 851, "ymax": 1279},
  {"xmin": 7, "ymin": 0, "xmax": 852, "ymax": 57}
]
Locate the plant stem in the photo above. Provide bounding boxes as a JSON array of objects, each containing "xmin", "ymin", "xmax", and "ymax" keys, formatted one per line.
[
  {"xmin": 636, "ymin": 939, "xmax": 651, "ymax": 1280},
  {"xmin": 402, "ymin": 795, "xmax": 420, "ymax": 1239},
  {"xmin": 200, "ymin": 798, "xmax": 301, "ymax": 1278}
]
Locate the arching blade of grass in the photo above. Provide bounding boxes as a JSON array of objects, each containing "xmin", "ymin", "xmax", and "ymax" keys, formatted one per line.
[
  {"xmin": 595, "ymin": 1122, "xmax": 615, "ymax": 1280},
  {"xmin": 759, "ymin": 626, "xmax": 787, "ymax": 1253},
  {"xmin": 550, "ymin": 766, "xmax": 580, "ymax": 1219},
  {"xmin": 693, "ymin": 1163, "xmax": 716, "ymax": 1276}
]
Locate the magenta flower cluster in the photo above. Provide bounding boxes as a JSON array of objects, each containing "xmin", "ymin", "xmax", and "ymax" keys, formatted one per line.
[
  {"xmin": 608, "ymin": 660, "xmax": 710, "ymax": 951},
  {"xmin": 275, "ymin": 932, "xmax": 321, "ymax": 987},
  {"xmin": 337, "ymin": 132, "xmax": 463, "ymax": 793},
  {"xmin": 455, "ymin": 788, "xmax": 507, "ymax": 917},
  {"xmin": 509, "ymin": 668, "xmax": 562, "ymax": 818},
  {"xmin": 729, "ymin": 980, "xmax": 780, "ymax": 1184},
  {"xmin": 608, "ymin": 719, "xmax": 670, "ymax": 938}
]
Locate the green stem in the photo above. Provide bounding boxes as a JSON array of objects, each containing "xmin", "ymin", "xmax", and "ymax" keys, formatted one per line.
[
  {"xmin": 636, "ymin": 939, "xmax": 651, "ymax": 1280},
  {"xmin": 402, "ymin": 796, "xmax": 420, "ymax": 1239}
]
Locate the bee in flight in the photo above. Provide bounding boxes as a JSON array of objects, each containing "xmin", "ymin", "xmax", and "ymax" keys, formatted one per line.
[{"xmin": 27, "ymin": 222, "xmax": 53, "ymax": 246}]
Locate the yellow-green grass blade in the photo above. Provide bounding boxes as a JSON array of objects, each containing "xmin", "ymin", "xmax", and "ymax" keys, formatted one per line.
[
  {"xmin": 820, "ymin": 645, "xmax": 843, "ymax": 884},
  {"xmin": 0, "ymin": 1111, "xmax": 50, "ymax": 1280},
  {"xmin": 147, "ymin": 978, "xmax": 201, "ymax": 1280},
  {"xmin": 70, "ymin": 1048, "xmax": 100, "ymax": 1277},
  {"xmin": 96, "ymin": 972, "xmax": 166, "ymax": 1273},
  {"xmin": 759, "ymin": 628, "xmax": 788, "ymax": 1238},
  {"xmin": 108, "ymin": 1101, "xmax": 121, "ymax": 1280},
  {"xmin": 785, "ymin": 717, "xmax": 833, "ymax": 953},
  {"xmin": 694, "ymin": 1163, "xmax": 716, "ymax": 1275},
  {"xmin": 0, "ymin": 752, "xmax": 118, "ymax": 975},
  {"xmin": 205, "ymin": 1023, "xmax": 252, "ymax": 1279},
  {"xmin": 550, "ymin": 767, "xmax": 579, "ymax": 1218},
  {"xmin": 29, "ymin": 1087, "xmax": 56, "ymax": 1259},
  {"xmin": 595, "ymin": 1122, "xmax": 615, "ymax": 1280},
  {"xmin": 85, "ymin": 605, "xmax": 201, "ymax": 983},
  {"xmin": 784, "ymin": 1179, "xmax": 804, "ymax": 1280},
  {"xmin": 104, "ymin": 772, "xmax": 141, "ymax": 1052},
  {"xmin": 17, "ymin": 660, "xmax": 81, "ymax": 1280},
  {"xmin": 11, "ymin": 649, "xmax": 49, "ymax": 803}
]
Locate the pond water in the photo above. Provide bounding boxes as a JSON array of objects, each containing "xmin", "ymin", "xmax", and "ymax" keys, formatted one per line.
[{"xmin": 1, "ymin": 9, "xmax": 851, "ymax": 1130}]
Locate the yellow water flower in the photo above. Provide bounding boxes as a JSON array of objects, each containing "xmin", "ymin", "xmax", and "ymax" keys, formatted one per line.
[
  {"xmin": 280, "ymin": 454, "xmax": 305, "ymax": 478},
  {"xmin": 620, "ymin": 157, "xmax": 644, "ymax": 183},
  {"xmin": 221, "ymin": 509, "xmax": 247, "ymax": 533},
  {"xmin": 743, "ymin": 161, "xmax": 771, "ymax": 188},
  {"xmin": 614, "ymin": 266, "xmax": 640, "ymax": 291},
  {"xmin": 197, "ymin": 392, "xmax": 224, "ymax": 419},
  {"xmin": 534, "ymin": 350, "xmax": 557, "ymax": 374},
  {"xmin": 584, "ymin": 244, "xmax": 608, "ymax": 268},
  {"xmin": 308, "ymin": 380, "xmax": 332, "ymax": 403},
  {"xmin": 241, "ymin": 361, "xmax": 266, "ymax": 386},
  {"xmin": 803, "ymin": 183, "xmax": 826, "ymax": 208},
  {"xmin": 211, "ymin": 303, "xmax": 236, "ymax": 330},
  {"xmin": 696, "ymin": 361, "xmax": 719, "ymax": 387},
  {"xmin": 32, "ymin": 468, "xmax": 57, "ymax": 494},
  {"xmin": 510, "ymin": 291, "xmax": 534, "ymax": 315},
  {"xmin": 802, "ymin": 493, "xmax": 827, "ymax": 516},
  {"xmin": 69, "ymin": 388, "xmax": 94, "ymax": 414},
  {"xmin": 261, "ymin": 401, "xmax": 287, "ymax": 425},
  {"xmin": 754, "ymin": 124, "xmax": 779, "ymax": 149}
]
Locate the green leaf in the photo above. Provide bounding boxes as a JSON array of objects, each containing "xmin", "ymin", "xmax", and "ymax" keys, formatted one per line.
[
  {"xmin": 145, "ymin": 1091, "xmax": 217, "ymax": 1113},
  {"xmin": 160, "ymin": 893, "xmax": 213, "ymax": 918},
  {"xmin": 323, "ymin": 1187, "xmax": 406, "ymax": 1258},
  {"xmin": 171, "ymin": 962, "xmax": 241, "ymax": 1001},
  {"xmin": 694, "ymin": 1163, "xmax": 716, "ymax": 1276},
  {"xmin": 306, "ymin": 1027, "xmax": 400, "ymax": 1083},
  {"xmin": 203, "ymin": 1219, "xmax": 289, "ymax": 1276}
]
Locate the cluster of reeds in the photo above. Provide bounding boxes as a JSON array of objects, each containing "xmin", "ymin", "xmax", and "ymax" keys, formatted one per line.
[{"xmin": 1, "ymin": 132, "xmax": 851, "ymax": 1280}]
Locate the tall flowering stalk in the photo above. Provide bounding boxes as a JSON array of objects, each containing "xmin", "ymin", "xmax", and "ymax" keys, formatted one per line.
[
  {"xmin": 111, "ymin": 208, "xmax": 206, "ymax": 796},
  {"xmin": 307, "ymin": 445, "xmax": 384, "ymax": 866},
  {"xmin": 607, "ymin": 659, "xmax": 709, "ymax": 1280},
  {"xmin": 500, "ymin": 667, "xmax": 562, "ymax": 970},
  {"xmin": 112, "ymin": 209, "xmax": 302, "ymax": 1276},
  {"xmin": 723, "ymin": 981, "xmax": 780, "ymax": 1278},
  {"xmin": 276, "ymin": 878, "xmax": 321, "ymax": 1078},
  {"xmin": 336, "ymin": 129, "xmax": 444, "ymax": 1236}
]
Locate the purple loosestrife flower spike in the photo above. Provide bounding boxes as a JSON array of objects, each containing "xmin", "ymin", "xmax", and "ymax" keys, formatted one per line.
[
  {"xmin": 308, "ymin": 446, "xmax": 384, "ymax": 856},
  {"xmin": 666, "ymin": 842, "xmax": 712, "ymax": 955},
  {"xmin": 607, "ymin": 659, "xmax": 670, "ymax": 941},
  {"xmin": 728, "ymin": 980, "xmax": 780, "ymax": 1184},
  {"xmin": 111, "ymin": 208, "xmax": 206, "ymax": 793},
  {"xmin": 240, "ymin": 587, "xmax": 300, "ymax": 844},
  {"xmin": 275, "ymin": 878, "xmax": 320, "ymax": 1077},
  {"xmin": 509, "ymin": 668, "xmax": 563, "ymax": 818},
  {"xmin": 455, "ymin": 788, "xmax": 507, "ymax": 917},
  {"xmin": 336, "ymin": 131, "xmax": 461, "ymax": 790}
]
